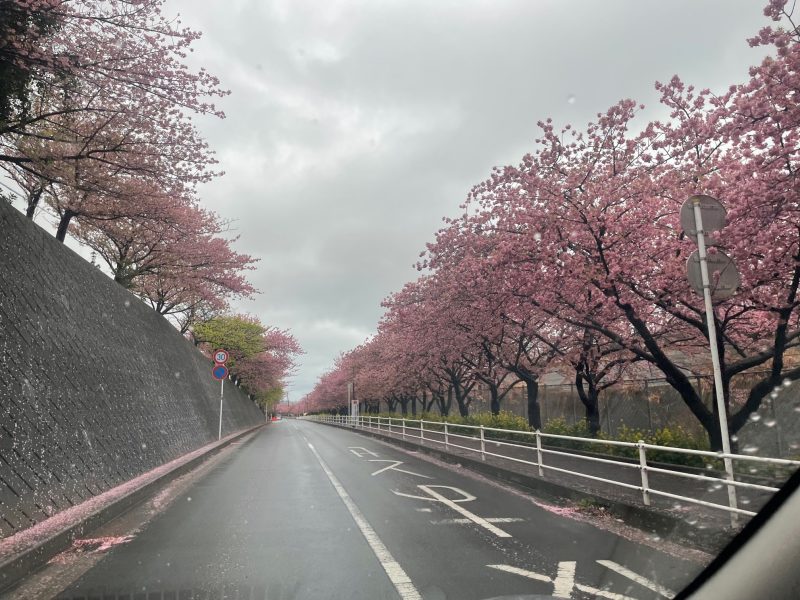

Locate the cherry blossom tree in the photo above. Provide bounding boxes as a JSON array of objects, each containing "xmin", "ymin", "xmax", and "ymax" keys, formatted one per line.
[{"xmin": 1, "ymin": 0, "xmax": 226, "ymax": 172}]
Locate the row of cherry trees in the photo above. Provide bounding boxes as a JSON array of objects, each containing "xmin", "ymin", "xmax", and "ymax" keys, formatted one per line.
[
  {"xmin": 306, "ymin": 2, "xmax": 800, "ymax": 449},
  {"xmin": 0, "ymin": 0, "xmax": 256, "ymax": 330}
]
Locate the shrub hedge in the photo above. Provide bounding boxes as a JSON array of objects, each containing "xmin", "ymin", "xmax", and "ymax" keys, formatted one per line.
[{"xmin": 365, "ymin": 412, "xmax": 711, "ymax": 468}]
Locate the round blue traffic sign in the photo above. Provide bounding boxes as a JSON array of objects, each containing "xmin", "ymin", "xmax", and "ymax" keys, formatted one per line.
[{"xmin": 212, "ymin": 364, "xmax": 229, "ymax": 380}]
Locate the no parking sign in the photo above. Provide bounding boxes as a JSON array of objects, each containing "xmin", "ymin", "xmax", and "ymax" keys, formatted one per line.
[{"xmin": 212, "ymin": 364, "xmax": 228, "ymax": 380}]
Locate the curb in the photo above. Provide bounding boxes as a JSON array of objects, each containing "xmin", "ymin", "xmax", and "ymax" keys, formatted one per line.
[
  {"xmin": 0, "ymin": 424, "xmax": 265, "ymax": 593},
  {"xmin": 320, "ymin": 422, "xmax": 732, "ymax": 554}
]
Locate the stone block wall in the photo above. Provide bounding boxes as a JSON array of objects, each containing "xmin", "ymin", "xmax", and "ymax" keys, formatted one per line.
[{"xmin": 0, "ymin": 202, "xmax": 264, "ymax": 537}]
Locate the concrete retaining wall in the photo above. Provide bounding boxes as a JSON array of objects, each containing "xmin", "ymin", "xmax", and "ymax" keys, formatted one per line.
[{"xmin": 0, "ymin": 201, "xmax": 264, "ymax": 537}]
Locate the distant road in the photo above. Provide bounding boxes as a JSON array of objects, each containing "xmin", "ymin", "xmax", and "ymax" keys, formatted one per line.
[{"xmin": 19, "ymin": 421, "xmax": 701, "ymax": 599}]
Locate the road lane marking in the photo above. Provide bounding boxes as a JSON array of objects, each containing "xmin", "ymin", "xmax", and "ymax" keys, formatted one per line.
[
  {"xmin": 306, "ymin": 442, "xmax": 422, "ymax": 600},
  {"xmin": 488, "ymin": 562, "xmax": 643, "ymax": 599},
  {"xmin": 392, "ymin": 485, "xmax": 475, "ymax": 503},
  {"xmin": 575, "ymin": 584, "xmax": 638, "ymax": 600},
  {"xmin": 368, "ymin": 460, "xmax": 432, "ymax": 478},
  {"xmin": 349, "ymin": 446, "xmax": 379, "ymax": 458},
  {"xmin": 553, "ymin": 561, "xmax": 576, "ymax": 598},
  {"xmin": 393, "ymin": 485, "xmax": 512, "ymax": 538},
  {"xmin": 488, "ymin": 564, "xmax": 551, "ymax": 583},
  {"xmin": 597, "ymin": 560, "xmax": 675, "ymax": 597},
  {"xmin": 433, "ymin": 518, "xmax": 524, "ymax": 525}
]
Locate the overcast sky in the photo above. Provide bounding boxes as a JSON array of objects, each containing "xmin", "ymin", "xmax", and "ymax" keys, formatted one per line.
[
  {"xmin": 12, "ymin": 0, "xmax": 770, "ymax": 402},
  {"xmin": 166, "ymin": 0, "xmax": 771, "ymax": 403}
]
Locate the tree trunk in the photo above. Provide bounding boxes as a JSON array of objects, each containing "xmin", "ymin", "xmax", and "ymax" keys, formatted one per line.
[
  {"xmin": 55, "ymin": 210, "xmax": 76, "ymax": 242},
  {"xmin": 489, "ymin": 383, "xmax": 500, "ymax": 415},
  {"xmin": 575, "ymin": 372, "xmax": 601, "ymax": 437},
  {"xmin": 26, "ymin": 187, "xmax": 43, "ymax": 219},
  {"xmin": 454, "ymin": 384, "xmax": 469, "ymax": 417},
  {"xmin": 411, "ymin": 395, "xmax": 417, "ymax": 417},
  {"xmin": 506, "ymin": 368, "xmax": 542, "ymax": 429}
]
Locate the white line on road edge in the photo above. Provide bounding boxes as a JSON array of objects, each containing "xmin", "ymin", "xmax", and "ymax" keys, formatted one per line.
[
  {"xmin": 306, "ymin": 442, "xmax": 422, "ymax": 600},
  {"xmin": 596, "ymin": 560, "xmax": 675, "ymax": 597}
]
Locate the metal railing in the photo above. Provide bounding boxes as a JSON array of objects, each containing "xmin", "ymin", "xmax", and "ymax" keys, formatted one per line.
[{"xmin": 310, "ymin": 415, "xmax": 800, "ymax": 522}]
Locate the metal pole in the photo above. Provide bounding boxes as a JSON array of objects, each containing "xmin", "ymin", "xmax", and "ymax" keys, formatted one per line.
[
  {"xmin": 638, "ymin": 440, "xmax": 651, "ymax": 506},
  {"xmin": 692, "ymin": 200, "xmax": 739, "ymax": 524},
  {"xmin": 218, "ymin": 378, "xmax": 224, "ymax": 440},
  {"xmin": 444, "ymin": 422, "xmax": 449, "ymax": 449},
  {"xmin": 535, "ymin": 430, "xmax": 544, "ymax": 476}
]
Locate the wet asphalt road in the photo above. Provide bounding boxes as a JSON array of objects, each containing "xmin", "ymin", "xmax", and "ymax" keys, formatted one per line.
[{"xmin": 48, "ymin": 420, "xmax": 704, "ymax": 600}]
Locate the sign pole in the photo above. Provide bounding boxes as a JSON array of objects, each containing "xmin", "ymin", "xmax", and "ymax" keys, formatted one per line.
[
  {"xmin": 218, "ymin": 377, "xmax": 224, "ymax": 441},
  {"xmin": 692, "ymin": 199, "xmax": 739, "ymax": 524}
]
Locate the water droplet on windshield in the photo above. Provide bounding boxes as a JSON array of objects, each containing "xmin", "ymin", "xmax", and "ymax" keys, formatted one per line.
[
  {"xmin": 749, "ymin": 413, "xmax": 762, "ymax": 422},
  {"xmin": 533, "ymin": 232, "xmax": 542, "ymax": 241},
  {"xmin": 187, "ymin": 497, "xmax": 192, "ymax": 502},
  {"xmin": 740, "ymin": 497, "xmax": 751, "ymax": 505},
  {"xmin": 742, "ymin": 445, "xmax": 759, "ymax": 454},
  {"xmin": 141, "ymin": 443, "xmax": 147, "ymax": 450},
  {"xmin": 730, "ymin": 435, "xmax": 738, "ymax": 443},
  {"xmin": 783, "ymin": 378, "xmax": 792, "ymax": 387},
  {"xmin": 124, "ymin": 300, "xmax": 130, "ymax": 308},
  {"xmin": 174, "ymin": 372, "xmax": 181, "ymax": 378},
  {"xmin": 764, "ymin": 418, "xmax": 777, "ymax": 427},
  {"xmin": 567, "ymin": 94, "xmax": 577, "ymax": 104}
]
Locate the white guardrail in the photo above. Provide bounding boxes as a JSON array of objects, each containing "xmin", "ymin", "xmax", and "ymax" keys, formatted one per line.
[{"xmin": 311, "ymin": 414, "xmax": 800, "ymax": 522}]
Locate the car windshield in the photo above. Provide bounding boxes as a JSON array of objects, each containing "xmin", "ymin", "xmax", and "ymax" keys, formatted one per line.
[{"xmin": 1, "ymin": 1, "xmax": 799, "ymax": 599}]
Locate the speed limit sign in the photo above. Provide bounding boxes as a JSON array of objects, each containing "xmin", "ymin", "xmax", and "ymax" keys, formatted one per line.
[{"xmin": 213, "ymin": 349, "xmax": 229, "ymax": 364}]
